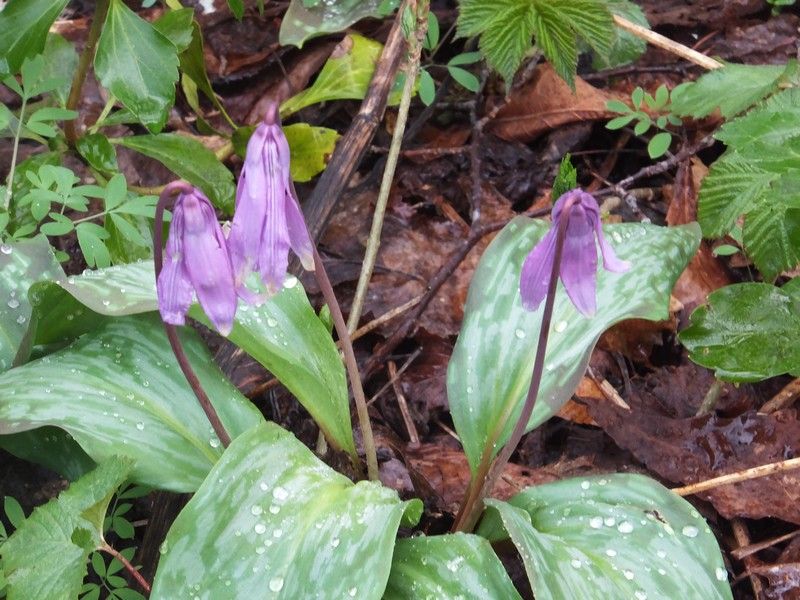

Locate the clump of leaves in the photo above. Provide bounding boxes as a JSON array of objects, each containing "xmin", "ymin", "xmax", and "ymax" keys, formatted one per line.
[{"xmin": 606, "ymin": 84, "xmax": 683, "ymax": 158}]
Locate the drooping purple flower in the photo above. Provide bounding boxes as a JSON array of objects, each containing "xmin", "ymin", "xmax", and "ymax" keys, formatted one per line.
[
  {"xmin": 227, "ymin": 101, "xmax": 314, "ymax": 300},
  {"xmin": 157, "ymin": 186, "xmax": 237, "ymax": 335},
  {"xmin": 520, "ymin": 189, "xmax": 630, "ymax": 316}
]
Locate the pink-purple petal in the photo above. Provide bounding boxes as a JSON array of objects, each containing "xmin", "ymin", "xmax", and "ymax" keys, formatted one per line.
[
  {"xmin": 590, "ymin": 211, "xmax": 631, "ymax": 273},
  {"xmin": 519, "ymin": 227, "xmax": 557, "ymax": 312},
  {"xmin": 157, "ymin": 207, "xmax": 194, "ymax": 326},
  {"xmin": 559, "ymin": 204, "xmax": 598, "ymax": 316},
  {"xmin": 284, "ymin": 188, "xmax": 314, "ymax": 271}
]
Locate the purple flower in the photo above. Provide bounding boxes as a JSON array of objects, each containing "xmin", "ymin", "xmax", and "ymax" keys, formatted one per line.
[
  {"xmin": 520, "ymin": 189, "xmax": 630, "ymax": 316},
  {"xmin": 227, "ymin": 101, "xmax": 314, "ymax": 299},
  {"xmin": 157, "ymin": 186, "xmax": 237, "ymax": 335}
]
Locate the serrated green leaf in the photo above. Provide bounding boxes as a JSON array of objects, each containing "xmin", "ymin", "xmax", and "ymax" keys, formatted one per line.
[
  {"xmin": 531, "ymin": 1, "xmax": 576, "ymax": 87},
  {"xmin": 551, "ymin": 154, "xmax": 577, "ymax": 200},
  {"xmin": 477, "ymin": 475, "xmax": 732, "ymax": 600},
  {"xmin": 152, "ymin": 7, "xmax": 194, "ymax": 53},
  {"xmin": 680, "ymin": 280, "xmax": 800, "ymax": 381},
  {"xmin": 457, "ymin": 0, "xmax": 512, "ymax": 38},
  {"xmin": 1, "ymin": 458, "xmax": 132, "ymax": 600},
  {"xmin": 95, "ymin": 0, "xmax": 179, "ymax": 132},
  {"xmin": 670, "ymin": 63, "xmax": 786, "ymax": 118},
  {"xmin": 594, "ymin": 0, "xmax": 647, "ymax": 69},
  {"xmin": 283, "ymin": 123, "xmax": 340, "ymax": 182},
  {"xmin": 0, "ymin": 0, "xmax": 69, "ymax": 75},
  {"xmin": 151, "ymin": 422, "xmax": 419, "ymax": 598},
  {"xmin": 552, "ymin": 0, "xmax": 613, "ymax": 58},
  {"xmin": 279, "ymin": 0, "xmax": 399, "ymax": 47},
  {"xmin": 743, "ymin": 194, "xmax": 800, "ymax": 279},
  {"xmin": 27, "ymin": 261, "xmax": 355, "ymax": 459},
  {"xmin": 648, "ymin": 131, "xmax": 672, "ymax": 158},
  {"xmin": 716, "ymin": 88, "xmax": 800, "ymax": 148},
  {"xmin": 281, "ymin": 34, "xmax": 400, "ymax": 116},
  {"xmin": 0, "ymin": 236, "xmax": 63, "ymax": 372},
  {"xmin": 384, "ymin": 533, "xmax": 522, "ymax": 599},
  {"xmin": 115, "ymin": 133, "xmax": 235, "ymax": 214},
  {"xmin": 0, "ymin": 314, "xmax": 262, "ymax": 491},
  {"xmin": 448, "ymin": 219, "xmax": 699, "ymax": 472}
]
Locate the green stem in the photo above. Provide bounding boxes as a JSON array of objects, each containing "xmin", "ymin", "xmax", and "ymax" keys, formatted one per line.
[
  {"xmin": 87, "ymin": 95, "xmax": 117, "ymax": 135},
  {"xmin": 64, "ymin": 0, "xmax": 110, "ymax": 145},
  {"xmin": 345, "ymin": 0, "xmax": 430, "ymax": 334},
  {"xmin": 311, "ymin": 246, "xmax": 376, "ymax": 480},
  {"xmin": 453, "ymin": 199, "xmax": 576, "ymax": 533},
  {"xmin": 696, "ymin": 379, "xmax": 723, "ymax": 416},
  {"xmin": 3, "ymin": 96, "xmax": 27, "ymax": 212}
]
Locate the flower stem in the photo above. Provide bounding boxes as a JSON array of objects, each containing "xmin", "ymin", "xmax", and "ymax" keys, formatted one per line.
[
  {"xmin": 64, "ymin": 0, "xmax": 110, "ymax": 145},
  {"xmin": 100, "ymin": 542, "xmax": 151, "ymax": 594},
  {"xmin": 312, "ymin": 246, "xmax": 378, "ymax": 481},
  {"xmin": 153, "ymin": 182, "xmax": 232, "ymax": 449},
  {"xmin": 346, "ymin": 0, "xmax": 429, "ymax": 334},
  {"xmin": 3, "ymin": 96, "xmax": 27, "ymax": 212},
  {"xmin": 453, "ymin": 202, "xmax": 575, "ymax": 533}
]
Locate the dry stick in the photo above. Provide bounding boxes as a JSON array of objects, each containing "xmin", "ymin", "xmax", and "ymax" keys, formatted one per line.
[
  {"xmin": 311, "ymin": 245, "xmax": 378, "ymax": 481},
  {"xmin": 367, "ymin": 347, "xmax": 422, "ymax": 407},
  {"xmin": 347, "ymin": 0, "xmax": 430, "ymax": 334},
  {"xmin": 388, "ymin": 360, "xmax": 420, "ymax": 446},
  {"xmin": 613, "ymin": 15, "xmax": 723, "ymax": 70},
  {"xmin": 64, "ymin": 0, "xmax": 110, "ymax": 145},
  {"xmin": 101, "ymin": 542, "xmax": 151, "ymax": 594},
  {"xmin": 453, "ymin": 201, "xmax": 576, "ymax": 533},
  {"xmin": 153, "ymin": 182, "xmax": 232, "ymax": 448},
  {"xmin": 732, "ymin": 528, "xmax": 800, "ymax": 561},
  {"xmin": 760, "ymin": 377, "xmax": 800, "ymax": 414},
  {"xmin": 731, "ymin": 519, "xmax": 764, "ymax": 599},
  {"xmin": 671, "ymin": 457, "xmax": 800, "ymax": 497},
  {"xmin": 302, "ymin": 6, "xmax": 408, "ymax": 243}
]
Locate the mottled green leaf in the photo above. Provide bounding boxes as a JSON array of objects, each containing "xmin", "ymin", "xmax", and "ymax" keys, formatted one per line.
[
  {"xmin": 76, "ymin": 133, "xmax": 119, "ymax": 173},
  {"xmin": 384, "ymin": 533, "xmax": 522, "ymax": 599},
  {"xmin": 0, "ymin": 236, "xmax": 63, "ymax": 372},
  {"xmin": 283, "ymin": 123, "xmax": 339, "ymax": 182},
  {"xmin": 279, "ymin": 0, "xmax": 399, "ymax": 47},
  {"xmin": 0, "ymin": 314, "xmax": 262, "ymax": 491},
  {"xmin": 27, "ymin": 261, "xmax": 355, "ymax": 458},
  {"xmin": 478, "ymin": 475, "xmax": 732, "ymax": 600},
  {"xmin": 95, "ymin": 0, "xmax": 179, "ymax": 132},
  {"xmin": 448, "ymin": 219, "xmax": 699, "ymax": 472},
  {"xmin": 151, "ymin": 422, "xmax": 419, "ymax": 598},
  {"xmin": 680, "ymin": 280, "xmax": 800, "ymax": 381},
  {"xmin": 0, "ymin": 0, "xmax": 69, "ymax": 75},
  {"xmin": 0, "ymin": 427, "xmax": 94, "ymax": 482},
  {"xmin": 1, "ymin": 457, "xmax": 132, "ymax": 599},
  {"xmin": 594, "ymin": 0, "xmax": 648, "ymax": 69},
  {"xmin": 115, "ymin": 133, "xmax": 235, "ymax": 213}
]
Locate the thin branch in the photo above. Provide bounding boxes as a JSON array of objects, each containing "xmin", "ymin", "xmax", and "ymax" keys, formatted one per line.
[
  {"xmin": 672, "ymin": 457, "xmax": 800, "ymax": 496},
  {"xmin": 100, "ymin": 542, "xmax": 152, "ymax": 594}
]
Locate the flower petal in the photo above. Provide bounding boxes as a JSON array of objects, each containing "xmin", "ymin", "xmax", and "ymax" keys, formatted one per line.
[
  {"xmin": 182, "ymin": 192, "xmax": 237, "ymax": 335},
  {"xmin": 520, "ymin": 227, "xmax": 557, "ymax": 312},
  {"xmin": 284, "ymin": 188, "xmax": 314, "ymax": 271},
  {"xmin": 157, "ymin": 203, "xmax": 194, "ymax": 326},
  {"xmin": 559, "ymin": 204, "xmax": 598, "ymax": 316},
  {"xmin": 589, "ymin": 210, "xmax": 631, "ymax": 273}
]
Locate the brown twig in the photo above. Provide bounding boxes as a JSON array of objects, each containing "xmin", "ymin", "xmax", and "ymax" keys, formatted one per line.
[
  {"xmin": 760, "ymin": 377, "xmax": 800, "ymax": 414},
  {"xmin": 731, "ymin": 519, "xmax": 764, "ymax": 598},
  {"xmin": 672, "ymin": 457, "xmax": 800, "ymax": 496},
  {"xmin": 731, "ymin": 528, "xmax": 800, "ymax": 561},
  {"xmin": 388, "ymin": 360, "xmax": 420, "ymax": 446}
]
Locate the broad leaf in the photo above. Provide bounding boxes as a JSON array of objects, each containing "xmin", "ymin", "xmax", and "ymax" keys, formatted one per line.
[
  {"xmin": 1, "ymin": 457, "xmax": 132, "ymax": 599},
  {"xmin": 281, "ymin": 34, "xmax": 400, "ymax": 117},
  {"xmin": 670, "ymin": 63, "xmax": 788, "ymax": 118},
  {"xmin": 115, "ymin": 133, "xmax": 235, "ymax": 213},
  {"xmin": 680, "ymin": 280, "xmax": 800, "ymax": 382},
  {"xmin": 448, "ymin": 219, "xmax": 699, "ymax": 473},
  {"xmin": 479, "ymin": 475, "xmax": 732, "ymax": 600},
  {"xmin": 95, "ymin": 0, "xmax": 180, "ymax": 132},
  {"xmin": 279, "ymin": 0, "xmax": 399, "ymax": 47},
  {"xmin": 0, "ymin": 236, "xmax": 63, "ymax": 372},
  {"xmin": 76, "ymin": 133, "xmax": 119, "ymax": 173},
  {"xmin": 384, "ymin": 533, "xmax": 522, "ymax": 599},
  {"xmin": 151, "ymin": 422, "xmax": 421, "ymax": 598},
  {"xmin": 0, "ymin": 427, "xmax": 94, "ymax": 482},
  {"xmin": 594, "ymin": 0, "xmax": 648, "ymax": 69},
  {"xmin": 152, "ymin": 7, "xmax": 194, "ymax": 53},
  {"xmin": 27, "ymin": 261, "xmax": 356, "ymax": 458},
  {"xmin": 0, "ymin": 0, "xmax": 69, "ymax": 74},
  {"xmin": 283, "ymin": 123, "xmax": 340, "ymax": 182},
  {"xmin": 716, "ymin": 88, "xmax": 800, "ymax": 148},
  {"xmin": 40, "ymin": 33, "xmax": 78, "ymax": 106},
  {"xmin": 0, "ymin": 314, "xmax": 262, "ymax": 491}
]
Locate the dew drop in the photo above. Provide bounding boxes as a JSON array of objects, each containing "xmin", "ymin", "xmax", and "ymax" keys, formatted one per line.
[
  {"xmin": 0, "ymin": 244, "xmax": 12, "ymax": 255},
  {"xmin": 159, "ymin": 541, "xmax": 169, "ymax": 554},
  {"xmin": 16, "ymin": 315, "xmax": 26, "ymax": 324},
  {"xmin": 612, "ymin": 231, "xmax": 623, "ymax": 244},
  {"xmin": 267, "ymin": 317, "xmax": 278, "ymax": 327},
  {"xmin": 570, "ymin": 559, "xmax": 582, "ymax": 569},
  {"xmin": 681, "ymin": 525, "xmax": 698, "ymax": 538},
  {"xmin": 260, "ymin": 481, "xmax": 269, "ymax": 491},
  {"xmin": 269, "ymin": 577, "xmax": 284, "ymax": 592},
  {"xmin": 256, "ymin": 546, "xmax": 266, "ymax": 555},
  {"xmin": 136, "ymin": 422, "xmax": 145, "ymax": 431},
  {"xmin": 554, "ymin": 320, "xmax": 568, "ymax": 332},
  {"xmin": 617, "ymin": 521, "xmax": 634, "ymax": 534},
  {"xmin": 269, "ymin": 504, "xmax": 280, "ymax": 514},
  {"xmin": 623, "ymin": 570, "xmax": 635, "ymax": 580},
  {"xmin": 7, "ymin": 298, "xmax": 19, "ymax": 309},
  {"xmin": 589, "ymin": 516, "xmax": 604, "ymax": 529},
  {"xmin": 514, "ymin": 328, "xmax": 526, "ymax": 339},
  {"xmin": 580, "ymin": 480, "xmax": 590, "ymax": 490},
  {"xmin": 656, "ymin": 550, "xmax": 666, "ymax": 559},
  {"xmin": 715, "ymin": 567, "xmax": 727, "ymax": 581},
  {"xmin": 605, "ymin": 549, "xmax": 617, "ymax": 557},
  {"xmin": 251, "ymin": 505, "xmax": 263, "ymax": 516},
  {"xmin": 273, "ymin": 528, "xmax": 283, "ymax": 538},
  {"xmin": 283, "ymin": 276, "xmax": 298, "ymax": 289},
  {"xmin": 272, "ymin": 486, "xmax": 289, "ymax": 501},
  {"xmin": 331, "ymin": 537, "xmax": 340, "ymax": 548},
  {"xmin": 348, "ymin": 588, "xmax": 357, "ymax": 597},
  {"xmin": 209, "ymin": 437, "xmax": 220, "ymax": 448},
  {"xmin": 635, "ymin": 591, "xmax": 647, "ymax": 600},
  {"xmin": 102, "ymin": 299, "xmax": 111, "ymax": 307},
  {"xmin": 254, "ymin": 523, "xmax": 266, "ymax": 535}
]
